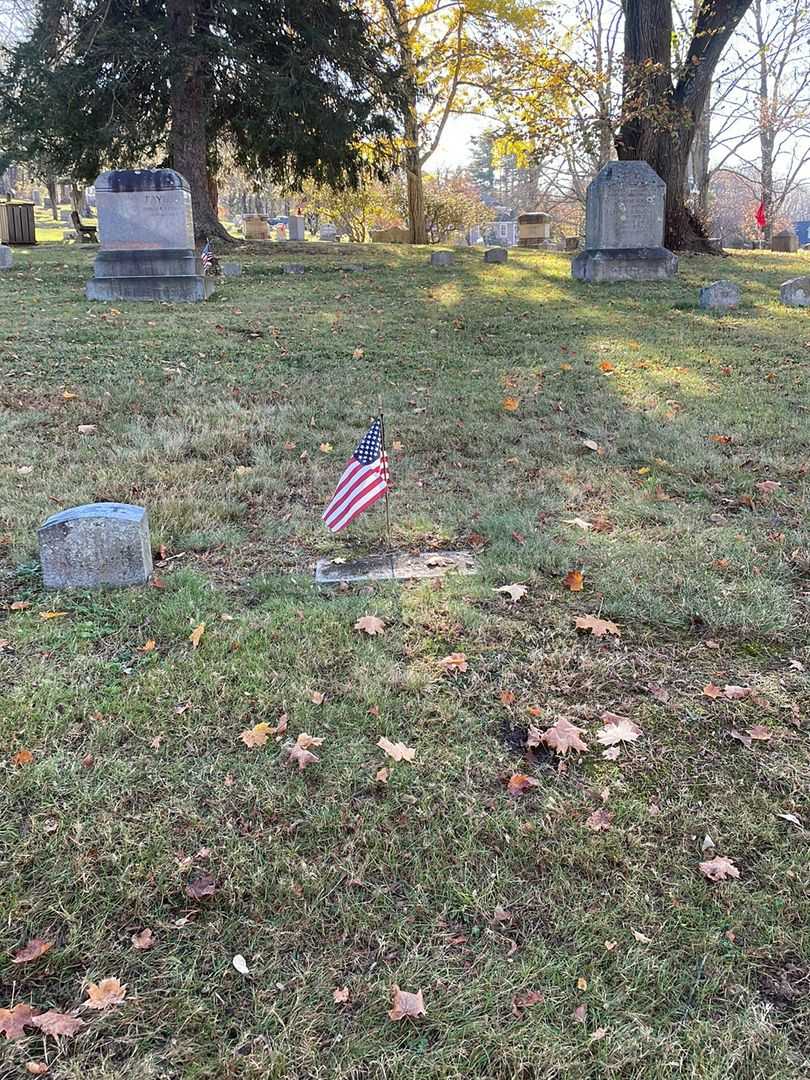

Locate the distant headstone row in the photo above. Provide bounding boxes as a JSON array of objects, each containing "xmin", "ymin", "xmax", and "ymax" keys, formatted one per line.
[{"xmin": 699, "ymin": 277, "xmax": 810, "ymax": 308}]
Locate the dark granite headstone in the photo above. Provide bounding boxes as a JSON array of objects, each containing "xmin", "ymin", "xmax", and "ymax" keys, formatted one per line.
[
  {"xmin": 431, "ymin": 251, "xmax": 453, "ymax": 267},
  {"xmin": 484, "ymin": 247, "xmax": 507, "ymax": 264}
]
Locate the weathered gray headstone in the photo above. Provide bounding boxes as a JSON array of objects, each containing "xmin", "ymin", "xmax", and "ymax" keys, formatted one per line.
[
  {"xmin": 319, "ymin": 223, "xmax": 338, "ymax": 242},
  {"xmin": 564, "ymin": 236, "xmax": 580, "ymax": 252},
  {"xmin": 0, "ymin": 245, "xmax": 12, "ymax": 270},
  {"xmin": 31, "ymin": 191, "xmax": 41, "ymax": 205},
  {"xmin": 85, "ymin": 169, "xmax": 214, "ymax": 302},
  {"xmin": 283, "ymin": 263, "xmax": 306, "ymax": 275},
  {"xmin": 431, "ymin": 251, "xmax": 453, "ymax": 267},
  {"xmin": 780, "ymin": 276, "xmax": 810, "ymax": 306},
  {"xmin": 572, "ymin": 161, "xmax": 677, "ymax": 283},
  {"xmin": 60, "ymin": 209, "xmax": 72, "ymax": 223},
  {"xmin": 288, "ymin": 215, "xmax": 305, "ymax": 241},
  {"xmin": 699, "ymin": 280, "xmax": 740, "ymax": 309},
  {"xmin": 772, "ymin": 230, "xmax": 799, "ymax": 253},
  {"xmin": 484, "ymin": 247, "xmax": 507, "ymax": 264},
  {"xmin": 517, "ymin": 211, "xmax": 552, "ymax": 248},
  {"xmin": 38, "ymin": 503, "xmax": 153, "ymax": 589},
  {"xmin": 221, "ymin": 261, "xmax": 242, "ymax": 276}
]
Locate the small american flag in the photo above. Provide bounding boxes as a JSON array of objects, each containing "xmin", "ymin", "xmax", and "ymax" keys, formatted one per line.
[
  {"xmin": 200, "ymin": 241, "xmax": 215, "ymax": 273},
  {"xmin": 323, "ymin": 418, "xmax": 390, "ymax": 532}
]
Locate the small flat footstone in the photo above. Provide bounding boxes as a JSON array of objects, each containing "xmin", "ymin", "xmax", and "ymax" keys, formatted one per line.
[
  {"xmin": 283, "ymin": 264, "xmax": 306, "ymax": 275},
  {"xmin": 315, "ymin": 550, "xmax": 476, "ymax": 585},
  {"xmin": 221, "ymin": 262, "xmax": 242, "ymax": 276}
]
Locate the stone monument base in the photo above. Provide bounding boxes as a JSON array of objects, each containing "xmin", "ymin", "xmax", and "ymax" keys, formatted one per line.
[
  {"xmin": 572, "ymin": 246, "xmax": 677, "ymax": 283},
  {"xmin": 86, "ymin": 248, "xmax": 215, "ymax": 302}
]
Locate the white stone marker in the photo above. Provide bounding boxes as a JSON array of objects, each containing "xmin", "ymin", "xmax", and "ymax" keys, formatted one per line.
[{"xmin": 38, "ymin": 503, "xmax": 153, "ymax": 588}]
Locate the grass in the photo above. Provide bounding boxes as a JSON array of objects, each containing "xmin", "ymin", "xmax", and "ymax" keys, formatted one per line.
[{"xmin": 0, "ymin": 241, "xmax": 808, "ymax": 1079}]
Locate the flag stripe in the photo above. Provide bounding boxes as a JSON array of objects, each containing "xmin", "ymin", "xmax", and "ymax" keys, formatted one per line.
[
  {"xmin": 324, "ymin": 468, "xmax": 386, "ymax": 531},
  {"xmin": 326, "ymin": 475, "xmax": 387, "ymax": 532},
  {"xmin": 322, "ymin": 462, "xmax": 380, "ymax": 525},
  {"xmin": 330, "ymin": 483, "xmax": 387, "ymax": 532}
]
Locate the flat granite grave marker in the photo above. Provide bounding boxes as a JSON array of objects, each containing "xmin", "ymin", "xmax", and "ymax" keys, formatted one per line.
[
  {"xmin": 38, "ymin": 503, "xmax": 153, "ymax": 589},
  {"xmin": 780, "ymin": 276, "xmax": 810, "ymax": 306},
  {"xmin": 699, "ymin": 280, "xmax": 740, "ymax": 309},
  {"xmin": 316, "ymin": 550, "xmax": 476, "ymax": 585},
  {"xmin": 283, "ymin": 263, "xmax": 306, "ymax": 275},
  {"xmin": 0, "ymin": 244, "xmax": 12, "ymax": 269},
  {"xmin": 484, "ymin": 247, "xmax": 507, "ymax": 264},
  {"xmin": 85, "ymin": 169, "xmax": 214, "ymax": 302},
  {"xmin": 572, "ymin": 161, "xmax": 677, "ymax": 283},
  {"xmin": 221, "ymin": 262, "xmax": 242, "ymax": 276}
]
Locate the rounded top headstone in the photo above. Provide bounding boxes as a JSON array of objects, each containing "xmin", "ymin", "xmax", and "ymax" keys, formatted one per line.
[
  {"xmin": 594, "ymin": 160, "xmax": 665, "ymax": 188},
  {"xmin": 94, "ymin": 169, "xmax": 190, "ymax": 193}
]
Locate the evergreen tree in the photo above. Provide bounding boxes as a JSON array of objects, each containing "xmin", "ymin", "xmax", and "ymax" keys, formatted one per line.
[{"xmin": 0, "ymin": 0, "xmax": 403, "ymax": 239}]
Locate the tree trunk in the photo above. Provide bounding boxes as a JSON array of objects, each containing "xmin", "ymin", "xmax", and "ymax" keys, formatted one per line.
[
  {"xmin": 405, "ymin": 140, "xmax": 427, "ymax": 245},
  {"xmin": 166, "ymin": 0, "xmax": 230, "ymax": 243},
  {"xmin": 70, "ymin": 183, "xmax": 85, "ymax": 214},
  {"xmin": 756, "ymin": 1, "xmax": 773, "ymax": 246},
  {"xmin": 618, "ymin": 0, "xmax": 753, "ymax": 251},
  {"xmin": 45, "ymin": 177, "xmax": 58, "ymax": 220},
  {"xmin": 690, "ymin": 86, "xmax": 711, "ymax": 218}
]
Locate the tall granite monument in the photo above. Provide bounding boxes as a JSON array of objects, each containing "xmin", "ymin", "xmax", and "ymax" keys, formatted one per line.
[
  {"xmin": 572, "ymin": 161, "xmax": 677, "ymax": 283},
  {"xmin": 86, "ymin": 169, "xmax": 214, "ymax": 302}
]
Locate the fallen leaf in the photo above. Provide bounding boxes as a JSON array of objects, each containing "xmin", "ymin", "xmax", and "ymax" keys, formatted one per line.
[
  {"xmin": 232, "ymin": 954, "xmax": 250, "ymax": 975},
  {"xmin": 631, "ymin": 929, "xmax": 652, "ymax": 944},
  {"xmin": 585, "ymin": 809, "xmax": 613, "ymax": 831},
  {"xmin": 32, "ymin": 1010, "xmax": 86, "ymax": 1037},
  {"xmin": 354, "ymin": 614, "xmax": 385, "ymax": 635},
  {"xmin": 309, "ymin": 690, "xmax": 325, "ymax": 705},
  {"xmin": 83, "ymin": 978, "xmax": 127, "ymax": 1010},
  {"xmin": 334, "ymin": 986, "xmax": 350, "ymax": 1004},
  {"xmin": 596, "ymin": 715, "xmax": 642, "ymax": 746},
  {"xmin": 709, "ymin": 433, "xmax": 732, "ymax": 444},
  {"xmin": 26, "ymin": 1063, "xmax": 49, "ymax": 1075},
  {"xmin": 776, "ymin": 812, "xmax": 801, "ymax": 827},
  {"xmin": 377, "ymin": 736, "xmax": 416, "ymax": 762},
  {"xmin": 11, "ymin": 749, "xmax": 34, "ymax": 766},
  {"xmin": 494, "ymin": 583, "xmax": 528, "ymax": 602},
  {"xmin": 540, "ymin": 717, "xmax": 589, "ymax": 755},
  {"xmin": 500, "ymin": 690, "xmax": 516, "ymax": 706},
  {"xmin": 723, "ymin": 684, "xmax": 752, "ymax": 700},
  {"xmin": 39, "ymin": 611, "xmax": 67, "ymax": 620},
  {"xmin": 492, "ymin": 905, "xmax": 513, "ymax": 924},
  {"xmin": 438, "ymin": 652, "xmax": 468, "ymax": 674},
  {"xmin": 564, "ymin": 516, "xmax": 593, "ymax": 531},
  {"xmin": 526, "ymin": 724, "xmax": 543, "ymax": 748},
  {"xmin": 188, "ymin": 622, "xmax": 206, "ymax": 649},
  {"xmin": 581, "ymin": 438, "xmax": 601, "ymax": 452},
  {"xmin": 185, "ymin": 873, "xmax": 217, "ymax": 899},
  {"xmin": 703, "ymin": 683, "xmax": 722, "ymax": 699},
  {"xmin": 729, "ymin": 728, "xmax": 752, "ymax": 748},
  {"xmin": 375, "ymin": 766, "xmax": 390, "ymax": 783},
  {"xmin": 601, "ymin": 746, "xmax": 621, "ymax": 761},
  {"xmin": 77, "ymin": 424, "xmax": 97, "ymax": 435},
  {"xmin": 10, "ymin": 600, "xmax": 31, "ymax": 610},
  {"xmin": 511, "ymin": 989, "xmax": 545, "ymax": 1017},
  {"xmin": 288, "ymin": 732, "xmax": 322, "ymax": 770},
  {"xmin": 388, "ymin": 986, "xmax": 426, "ymax": 1021},
  {"xmin": 573, "ymin": 1004, "xmax": 587, "ymax": 1023},
  {"xmin": 240, "ymin": 722, "xmax": 273, "ymax": 748},
  {"xmin": 502, "ymin": 396, "xmax": 520, "ymax": 411},
  {"xmin": 756, "ymin": 480, "xmax": 780, "ymax": 494},
  {"xmin": 747, "ymin": 725, "xmax": 772, "ymax": 741},
  {"xmin": 352, "ymin": 346, "xmax": 364, "ymax": 360},
  {"xmin": 507, "ymin": 773, "xmax": 540, "ymax": 796},
  {"xmin": 576, "ymin": 976, "xmax": 588, "ymax": 991},
  {"xmin": 0, "ymin": 1003, "xmax": 39, "ymax": 1039},
  {"xmin": 699, "ymin": 855, "xmax": 740, "ymax": 882},
  {"xmin": 319, "ymin": 442, "xmax": 333, "ymax": 453},
  {"xmin": 12, "ymin": 938, "xmax": 52, "ymax": 964},
  {"xmin": 140, "ymin": 639, "xmax": 156, "ymax": 652},
  {"xmin": 604, "ymin": 940, "xmax": 617, "ymax": 951},
  {"xmin": 575, "ymin": 614, "xmax": 620, "ymax": 638},
  {"xmin": 564, "ymin": 570, "xmax": 584, "ymax": 592},
  {"xmin": 131, "ymin": 928, "xmax": 155, "ymax": 950}
]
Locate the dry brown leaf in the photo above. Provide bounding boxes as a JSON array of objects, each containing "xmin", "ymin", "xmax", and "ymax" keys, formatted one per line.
[
  {"xmin": 507, "ymin": 773, "xmax": 540, "ymax": 796},
  {"xmin": 631, "ymin": 929, "xmax": 652, "ymax": 944},
  {"xmin": 287, "ymin": 733, "xmax": 322, "ymax": 770},
  {"xmin": 377, "ymin": 736, "xmax": 416, "ymax": 763},
  {"xmin": 0, "ymin": 1003, "xmax": 39, "ymax": 1040},
  {"xmin": 564, "ymin": 570, "xmax": 584, "ymax": 592},
  {"xmin": 540, "ymin": 717, "xmax": 589, "ymax": 755},
  {"xmin": 526, "ymin": 724, "xmax": 543, "ymax": 748},
  {"xmin": 748, "ymin": 725, "xmax": 772, "ymax": 741},
  {"xmin": 438, "ymin": 651, "xmax": 468, "ymax": 674},
  {"xmin": 354, "ymin": 615, "xmax": 385, "ymax": 635},
  {"xmin": 131, "ymin": 928, "xmax": 155, "ymax": 950},
  {"xmin": 703, "ymin": 683, "xmax": 722, "ymax": 699},
  {"xmin": 185, "ymin": 872, "xmax": 217, "ymax": 900},
  {"xmin": 12, "ymin": 938, "xmax": 52, "ymax": 964},
  {"xmin": 511, "ymin": 989, "xmax": 545, "ymax": 1017},
  {"xmin": 602, "ymin": 746, "xmax": 621, "ymax": 760},
  {"xmin": 581, "ymin": 438, "xmax": 601, "ymax": 453},
  {"xmin": 83, "ymin": 977, "xmax": 127, "ymax": 1010},
  {"xmin": 309, "ymin": 690, "xmax": 326, "ymax": 705},
  {"xmin": 11, "ymin": 749, "xmax": 34, "ymax": 767},
  {"xmin": 10, "ymin": 600, "xmax": 31, "ymax": 610},
  {"xmin": 573, "ymin": 1003, "xmax": 588, "ymax": 1023},
  {"xmin": 699, "ymin": 855, "xmax": 740, "ymax": 882},
  {"xmin": 39, "ymin": 611, "xmax": 67, "ymax": 620},
  {"xmin": 375, "ymin": 766, "xmax": 390, "ymax": 783},
  {"xmin": 26, "ymin": 1063, "xmax": 49, "ymax": 1075},
  {"xmin": 32, "ymin": 1010, "xmax": 86, "ymax": 1037},
  {"xmin": 333, "ymin": 986, "xmax": 350, "ymax": 1004},
  {"xmin": 240, "ymin": 722, "xmax": 272, "ymax": 748},
  {"xmin": 494, "ymin": 583, "xmax": 528, "ymax": 602},
  {"xmin": 352, "ymin": 346, "xmax": 364, "ymax": 360},
  {"xmin": 596, "ymin": 715, "xmax": 642, "ymax": 746},
  {"xmin": 77, "ymin": 424, "xmax": 97, "ymax": 435},
  {"xmin": 585, "ymin": 809, "xmax": 613, "ymax": 831},
  {"xmin": 723, "ymin": 685, "xmax": 752, "ymax": 700},
  {"xmin": 189, "ymin": 622, "xmax": 206, "ymax": 649},
  {"xmin": 388, "ymin": 986, "xmax": 426, "ymax": 1021},
  {"xmin": 492, "ymin": 905, "xmax": 513, "ymax": 924},
  {"xmin": 140, "ymin": 639, "xmax": 156, "ymax": 652},
  {"xmin": 575, "ymin": 614, "xmax": 620, "ymax": 638},
  {"xmin": 319, "ymin": 442, "xmax": 333, "ymax": 453},
  {"xmin": 500, "ymin": 690, "xmax": 516, "ymax": 706},
  {"xmin": 502, "ymin": 396, "xmax": 520, "ymax": 412},
  {"xmin": 756, "ymin": 480, "xmax": 780, "ymax": 494}
]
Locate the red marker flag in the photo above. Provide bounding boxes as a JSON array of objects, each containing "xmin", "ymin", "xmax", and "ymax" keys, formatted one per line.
[{"xmin": 755, "ymin": 202, "xmax": 767, "ymax": 229}]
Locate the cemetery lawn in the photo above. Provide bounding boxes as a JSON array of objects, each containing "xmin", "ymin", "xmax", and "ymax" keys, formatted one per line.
[{"xmin": 1, "ymin": 243, "xmax": 809, "ymax": 1080}]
